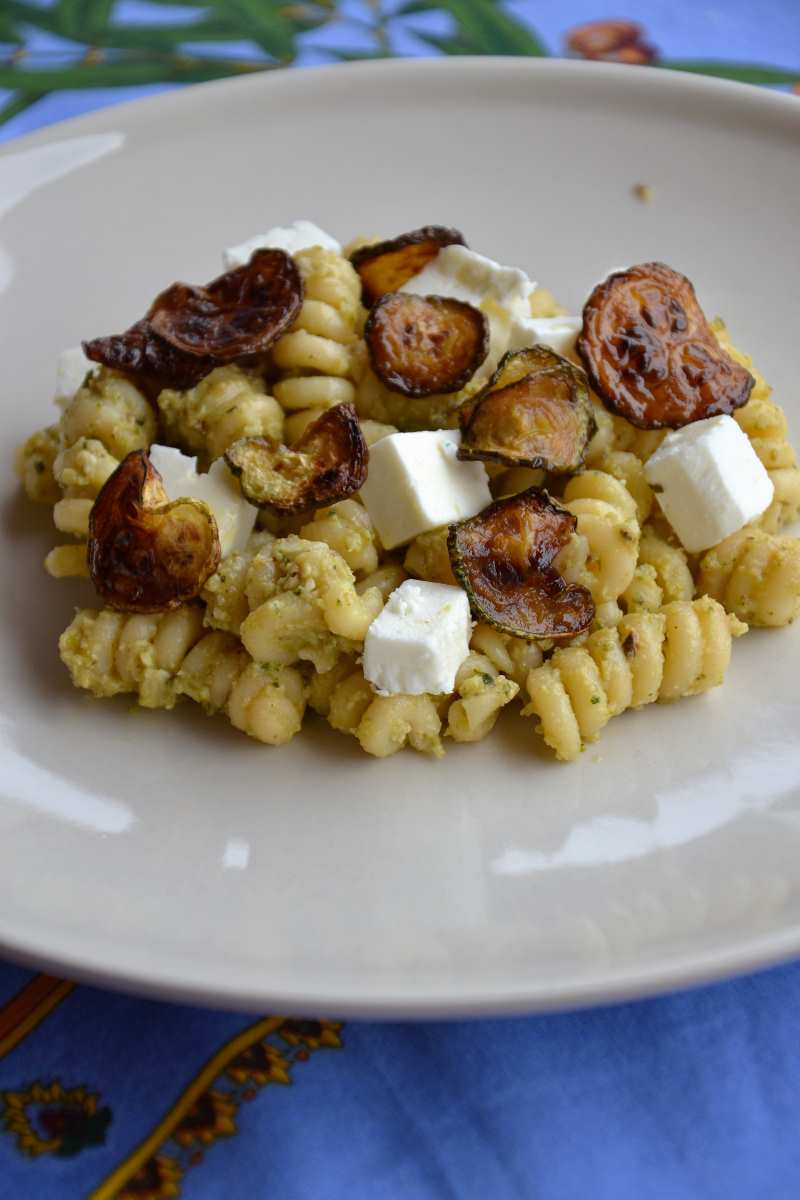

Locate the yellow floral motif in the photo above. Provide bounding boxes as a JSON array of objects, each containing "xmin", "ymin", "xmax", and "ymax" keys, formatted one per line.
[
  {"xmin": 226, "ymin": 1040, "xmax": 290, "ymax": 1086},
  {"xmin": 173, "ymin": 1089, "xmax": 236, "ymax": 1148},
  {"xmin": 278, "ymin": 1019, "xmax": 343, "ymax": 1050},
  {"xmin": 2, "ymin": 1080, "xmax": 110, "ymax": 1157},
  {"xmin": 118, "ymin": 1152, "xmax": 183, "ymax": 1200}
]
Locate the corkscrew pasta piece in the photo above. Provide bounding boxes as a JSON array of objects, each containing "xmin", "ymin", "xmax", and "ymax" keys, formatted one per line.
[
  {"xmin": 299, "ymin": 499, "xmax": 380, "ymax": 577},
  {"xmin": 59, "ymin": 605, "xmax": 307, "ymax": 745},
  {"xmin": 40, "ymin": 371, "xmax": 157, "ymax": 578},
  {"xmin": 272, "ymin": 247, "xmax": 364, "ymax": 413},
  {"xmin": 696, "ymin": 528, "xmax": 800, "ymax": 627},
  {"xmin": 239, "ymin": 535, "xmax": 383, "ymax": 672},
  {"xmin": 15, "ymin": 425, "xmax": 61, "ymax": 503},
  {"xmin": 54, "ymin": 437, "xmax": 120, "ymax": 499},
  {"xmin": 446, "ymin": 653, "xmax": 519, "ymax": 743},
  {"xmin": 638, "ymin": 526, "xmax": 694, "ymax": 603},
  {"xmin": 560, "ymin": 470, "xmax": 640, "ymax": 604},
  {"xmin": 319, "ymin": 663, "xmax": 444, "ymax": 757},
  {"xmin": 583, "ymin": 447, "xmax": 655, "ymax": 524},
  {"xmin": 469, "ymin": 623, "xmax": 546, "ymax": 689},
  {"xmin": 619, "ymin": 563, "xmax": 664, "ymax": 613},
  {"xmin": 202, "ymin": 530, "xmax": 276, "ymax": 635},
  {"xmin": 523, "ymin": 598, "xmax": 745, "ymax": 761},
  {"xmin": 355, "ymin": 562, "xmax": 408, "ymax": 600},
  {"xmin": 157, "ymin": 365, "xmax": 283, "ymax": 462},
  {"xmin": 61, "ymin": 369, "xmax": 156, "ymax": 464}
]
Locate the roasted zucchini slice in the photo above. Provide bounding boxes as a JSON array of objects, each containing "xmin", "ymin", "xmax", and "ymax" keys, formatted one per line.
[
  {"xmin": 225, "ymin": 402, "xmax": 367, "ymax": 514},
  {"xmin": 88, "ymin": 449, "xmax": 220, "ymax": 613},
  {"xmin": 458, "ymin": 346, "xmax": 594, "ymax": 471},
  {"xmin": 84, "ymin": 319, "xmax": 215, "ymax": 398},
  {"xmin": 577, "ymin": 262, "xmax": 754, "ymax": 429},
  {"xmin": 148, "ymin": 248, "xmax": 303, "ymax": 360},
  {"xmin": 365, "ymin": 293, "xmax": 489, "ymax": 398},
  {"xmin": 350, "ymin": 226, "xmax": 465, "ymax": 305},
  {"xmin": 448, "ymin": 488, "xmax": 595, "ymax": 640}
]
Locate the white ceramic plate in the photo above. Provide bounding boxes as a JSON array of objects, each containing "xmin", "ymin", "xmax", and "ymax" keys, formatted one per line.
[{"xmin": 1, "ymin": 59, "xmax": 799, "ymax": 1017}]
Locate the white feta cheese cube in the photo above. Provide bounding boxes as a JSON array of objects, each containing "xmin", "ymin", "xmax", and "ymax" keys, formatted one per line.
[
  {"xmin": 507, "ymin": 314, "xmax": 582, "ymax": 359},
  {"xmin": 644, "ymin": 415, "xmax": 774, "ymax": 553},
  {"xmin": 223, "ymin": 220, "xmax": 341, "ymax": 269},
  {"xmin": 148, "ymin": 444, "xmax": 257, "ymax": 557},
  {"xmin": 399, "ymin": 244, "xmax": 536, "ymax": 320},
  {"xmin": 363, "ymin": 579, "xmax": 472, "ymax": 695},
  {"xmin": 359, "ymin": 429, "xmax": 491, "ymax": 550},
  {"xmin": 55, "ymin": 345, "xmax": 95, "ymax": 404}
]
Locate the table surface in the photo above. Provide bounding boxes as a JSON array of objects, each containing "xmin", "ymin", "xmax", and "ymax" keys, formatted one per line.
[{"xmin": 1, "ymin": 3, "xmax": 799, "ymax": 1198}]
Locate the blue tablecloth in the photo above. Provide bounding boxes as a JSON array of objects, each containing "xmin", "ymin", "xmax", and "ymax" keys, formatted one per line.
[{"xmin": 1, "ymin": 4, "xmax": 799, "ymax": 1197}]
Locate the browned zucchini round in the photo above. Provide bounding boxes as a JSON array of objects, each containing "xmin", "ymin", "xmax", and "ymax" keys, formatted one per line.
[
  {"xmin": 148, "ymin": 248, "xmax": 303, "ymax": 360},
  {"xmin": 225, "ymin": 402, "xmax": 368, "ymax": 514},
  {"xmin": 365, "ymin": 293, "xmax": 489, "ymax": 398},
  {"xmin": 577, "ymin": 262, "xmax": 754, "ymax": 429},
  {"xmin": 458, "ymin": 346, "xmax": 594, "ymax": 472},
  {"xmin": 83, "ymin": 319, "xmax": 214, "ymax": 399},
  {"xmin": 350, "ymin": 226, "xmax": 465, "ymax": 305},
  {"xmin": 88, "ymin": 450, "xmax": 220, "ymax": 613},
  {"xmin": 448, "ymin": 488, "xmax": 595, "ymax": 640}
]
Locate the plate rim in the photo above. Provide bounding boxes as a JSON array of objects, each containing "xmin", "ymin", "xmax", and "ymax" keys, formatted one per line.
[{"xmin": 3, "ymin": 55, "xmax": 800, "ymax": 1017}]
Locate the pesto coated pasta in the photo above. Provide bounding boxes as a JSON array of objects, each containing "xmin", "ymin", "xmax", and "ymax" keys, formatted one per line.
[
  {"xmin": 14, "ymin": 231, "xmax": 800, "ymax": 764},
  {"xmin": 59, "ymin": 604, "xmax": 308, "ymax": 745},
  {"xmin": 523, "ymin": 598, "xmax": 746, "ymax": 761}
]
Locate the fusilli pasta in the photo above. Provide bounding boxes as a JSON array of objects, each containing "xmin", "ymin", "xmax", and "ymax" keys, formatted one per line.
[
  {"xmin": 696, "ymin": 527, "xmax": 800, "ymax": 627},
  {"xmin": 59, "ymin": 604, "xmax": 308, "ymax": 745},
  {"xmin": 523, "ymin": 597, "xmax": 746, "ymax": 761},
  {"xmin": 157, "ymin": 365, "xmax": 283, "ymax": 462}
]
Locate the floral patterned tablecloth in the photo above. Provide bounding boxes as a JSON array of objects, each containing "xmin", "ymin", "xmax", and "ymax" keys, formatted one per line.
[{"xmin": 1, "ymin": 4, "xmax": 800, "ymax": 1198}]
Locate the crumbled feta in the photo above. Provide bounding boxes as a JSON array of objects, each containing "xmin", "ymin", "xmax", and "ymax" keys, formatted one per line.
[
  {"xmin": 644, "ymin": 415, "xmax": 774, "ymax": 553},
  {"xmin": 148, "ymin": 444, "xmax": 257, "ymax": 557},
  {"xmin": 507, "ymin": 314, "xmax": 582, "ymax": 359},
  {"xmin": 223, "ymin": 220, "xmax": 341, "ymax": 269},
  {"xmin": 399, "ymin": 244, "xmax": 536, "ymax": 320},
  {"xmin": 56, "ymin": 346, "xmax": 95, "ymax": 404},
  {"xmin": 363, "ymin": 579, "xmax": 472, "ymax": 696},
  {"xmin": 359, "ymin": 429, "xmax": 491, "ymax": 550}
]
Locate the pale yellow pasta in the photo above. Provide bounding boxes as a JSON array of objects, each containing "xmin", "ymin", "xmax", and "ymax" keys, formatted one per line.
[
  {"xmin": 284, "ymin": 407, "xmax": 324, "ymax": 444},
  {"xmin": 240, "ymin": 536, "xmax": 382, "ymax": 670},
  {"xmin": 620, "ymin": 563, "xmax": 664, "ymax": 613},
  {"xmin": 583, "ymin": 448, "xmax": 654, "ymax": 524},
  {"xmin": 15, "ymin": 425, "xmax": 61, "ymax": 503},
  {"xmin": 561, "ymin": 470, "xmax": 640, "ymax": 604},
  {"xmin": 300, "ymin": 499, "xmax": 379, "ymax": 577},
  {"xmin": 54, "ymin": 437, "xmax": 119, "ymax": 499},
  {"xmin": 697, "ymin": 528, "xmax": 800, "ymax": 627},
  {"xmin": 638, "ymin": 526, "xmax": 694, "ymax": 603},
  {"xmin": 53, "ymin": 497, "xmax": 93, "ymax": 537},
  {"xmin": 61, "ymin": 370, "xmax": 155, "ymax": 463},
  {"xmin": 41, "ymin": 371, "xmax": 156, "ymax": 576},
  {"xmin": 359, "ymin": 419, "xmax": 398, "ymax": 447},
  {"xmin": 357, "ymin": 693, "xmax": 443, "ymax": 758},
  {"xmin": 446, "ymin": 653, "xmax": 519, "ymax": 743},
  {"xmin": 404, "ymin": 526, "xmax": 457, "ymax": 586},
  {"xmin": 491, "ymin": 466, "xmax": 546, "ymax": 499},
  {"xmin": 59, "ymin": 605, "xmax": 307, "ymax": 745},
  {"xmin": 272, "ymin": 247, "xmax": 363, "ymax": 412},
  {"xmin": 157, "ymin": 365, "xmax": 283, "ymax": 462},
  {"xmin": 356, "ymin": 562, "xmax": 407, "ymax": 600},
  {"xmin": 523, "ymin": 598, "xmax": 745, "ymax": 761},
  {"xmin": 327, "ymin": 668, "xmax": 375, "ymax": 736},
  {"xmin": 44, "ymin": 543, "xmax": 89, "ymax": 578},
  {"xmin": 202, "ymin": 531, "xmax": 275, "ymax": 635}
]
